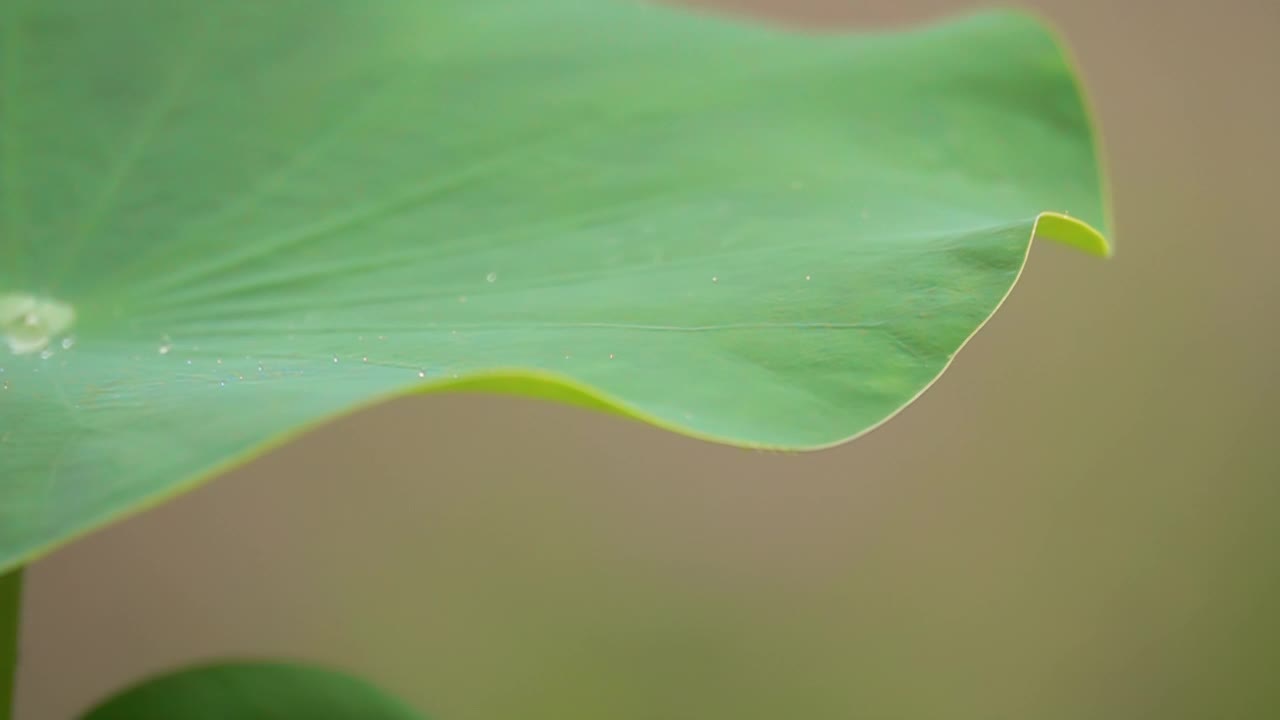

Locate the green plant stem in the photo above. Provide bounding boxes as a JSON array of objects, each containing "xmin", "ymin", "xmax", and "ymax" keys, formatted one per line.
[{"xmin": 0, "ymin": 568, "xmax": 21, "ymax": 720}]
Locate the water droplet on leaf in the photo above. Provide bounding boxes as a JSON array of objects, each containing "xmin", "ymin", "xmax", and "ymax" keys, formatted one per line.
[{"xmin": 0, "ymin": 293, "xmax": 75, "ymax": 355}]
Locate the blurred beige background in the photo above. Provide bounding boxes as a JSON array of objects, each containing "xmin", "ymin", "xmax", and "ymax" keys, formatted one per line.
[{"xmin": 15, "ymin": 0, "xmax": 1280, "ymax": 718}]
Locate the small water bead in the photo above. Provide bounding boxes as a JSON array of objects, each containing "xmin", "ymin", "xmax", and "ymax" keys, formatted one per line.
[
  {"xmin": 39, "ymin": 349, "xmax": 54, "ymax": 360},
  {"xmin": 362, "ymin": 356, "xmax": 369, "ymax": 363},
  {"xmin": 485, "ymin": 272, "xmax": 497, "ymax": 283},
  {"xmin": 609, "ymin": 353, "xmax": 615, "ymax": 360},
  {"xmin": 1, "ymin": 293, "xmax": 75, "ymax": 355},
  {"xmin": 61, "ymin": 337, "xmax": 75, "ymax": 350},
  {"xmin": 805, "ymin": 274, "xmax": 811, "ymax": 281},
  {"xmin": 418, "ymin": 371, "xmax": 425, "ymax": 378},
  {"xmin": 332, "ymin": 356, "xmax": 339, "ymax": 363},
  {"xmin": 711, "ymin": 276, "xmax": 718, "ymax": 283}
]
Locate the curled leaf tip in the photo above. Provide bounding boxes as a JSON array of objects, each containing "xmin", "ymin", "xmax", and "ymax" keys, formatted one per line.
[{"xmin": 1034, "ymin": 211, "xmax": 1113, "ymax": 258}]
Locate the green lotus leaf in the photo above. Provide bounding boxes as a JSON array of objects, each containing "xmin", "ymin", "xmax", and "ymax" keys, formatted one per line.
[
  {"xmin": 80, "ymin": 662, "xmax": 424, "ymax": 720},
  {"xmin": 0, "ymin": 0, "xmax": 1109, "ymax": 575}
]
